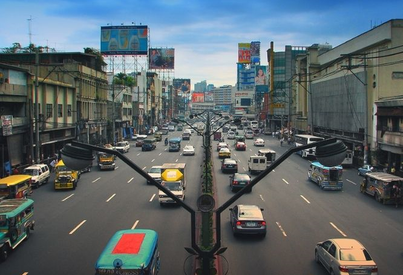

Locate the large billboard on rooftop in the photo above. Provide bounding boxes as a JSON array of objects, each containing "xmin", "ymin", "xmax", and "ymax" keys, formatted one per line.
[
  {"xmin": 149, "ymin": 48, "xmax": 175, "ymax": 69},
  {"xmin": 100, "ymin": 25, "xmax": 148, "ymax": 55}
]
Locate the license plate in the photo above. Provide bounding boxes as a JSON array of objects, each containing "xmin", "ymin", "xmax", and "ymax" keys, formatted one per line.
[
  {"xmin": 246, "ymin": 222, "xmax": 256, "ymax": 227},
  {"xmin": 228, "ymin": 165, "xmax": 233, "ymax": 168}
]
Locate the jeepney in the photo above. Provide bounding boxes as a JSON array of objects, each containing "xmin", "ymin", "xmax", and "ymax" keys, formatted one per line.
[
  {"xmin": 95, "ymin": 229, "xmax": 160, "ymax": 275},
  {"xmin": 0, "ymin": 199, "xmax": 35, "ymax": 261},
  {"xmin": 308, "ymin": 161, "xmax": 343, "ymax": 190},
  {"xmin": 0, "ymin": 175, "xmax": 32, "ymax": 200},
  {"xmin": 360, "ymin": 172, "xmax": 403, "ymax": 205},
  {"xmin": 54, "ymin": 160, "xmax": 80, "ymax": 190}
]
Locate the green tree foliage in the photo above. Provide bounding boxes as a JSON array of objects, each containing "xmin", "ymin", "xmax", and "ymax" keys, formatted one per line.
[
  {"xmin": 2, "ymin": 43, "xmax": 55, "ymax": 53},
  {"xmin": 113, "ymin": 72, "xmax": 136, "ymax": 87}
]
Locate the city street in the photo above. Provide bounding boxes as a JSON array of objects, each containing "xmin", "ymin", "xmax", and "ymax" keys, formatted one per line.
[{"xmin": 1, "ymin": 132, "xmax": 402, "ymax": 275}]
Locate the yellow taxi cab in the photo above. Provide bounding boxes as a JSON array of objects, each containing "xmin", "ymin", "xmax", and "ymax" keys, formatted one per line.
[
  {"xmin": 218, "ymin": 147, "xmax": 231, "ymax": 159},
  {"xmin": 0, "ymin": 175, "xmax": 32, "ymax": 200}
]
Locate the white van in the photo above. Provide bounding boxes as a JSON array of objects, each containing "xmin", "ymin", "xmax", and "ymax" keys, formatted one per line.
[
  {"xmin": 250, "ymin": 120, "xmax": 259, "ymax": 129},
  {"xmin": 248, "ymin": 156, "xmax": 267, "ymax": 175},
  {"xmin": 23, "ymin": 163, "xmax": 50, "ymax": 188}
]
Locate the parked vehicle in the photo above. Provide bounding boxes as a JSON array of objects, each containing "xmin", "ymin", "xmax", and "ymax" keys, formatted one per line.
[
  {"xmin": 315, "ymin": 238, "xmax": 378, "ymax": 275},
  {"xmin": 0, "ymin": 199, "xmax": 35, "ymax": 261},
  {"xmin": 360, "ymin": 172, "xmax": 403, "ymax": 205},
  {"xmin": 0, "ymin": 175, "xmax": 32, "ymax": 200},
  {"xmin": 308, "ymin": 161, "xmax": 343, "ymax": 190},
  {"xmin": 95, "ymin": 229, "xmax": 160, "ymax": 275},
  {"xmin": 22, "ymin": 164, "xmax": 50, "ymax": 188},
  {"xmin": 229, "ymin": 204, "xmax": 266, "ymax": 237},
  {"xmin": 248, "ymin": 155, "xmax": 267, "ymax": 175},
  {"xmin": 54, "ymin": 160, "xmax": 80, "ymax": 190}
]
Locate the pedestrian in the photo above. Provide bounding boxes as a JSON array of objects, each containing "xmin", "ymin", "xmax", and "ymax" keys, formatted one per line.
[
  {"xmin": 280, "ymin": 137, "xmax": 284, "ymax": 147},
  {"xmin": 13, "ymin": 167, "xmax": 19, "ymax": 175},
  {"xmin": 288, "ymin": 137, "xmax": 291, "ymax": 145},
  {"xmin": 50, "ymin": 159, "xmax": 56, "ymax": 172},
  {"xmin": 392, "ymin": 183, "xmax": 401, "ymax": 208}
]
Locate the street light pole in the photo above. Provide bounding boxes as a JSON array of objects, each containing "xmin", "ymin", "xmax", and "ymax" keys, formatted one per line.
[{"xmin": 34, "ymin": 48, "xmax": 40, "ymax": 164}]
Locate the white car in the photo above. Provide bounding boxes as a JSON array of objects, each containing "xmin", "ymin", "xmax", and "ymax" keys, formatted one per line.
[
  {"xmin": 244, "ymin": 130, "xmax": 254, "ymax": 139},
  {"xmin": 183, "ymin": 145, "xmax": 195, "ymax": 156},
  {"xmin": 254, "ymin": 138, "xmax": 265, "ymax": 147},
  {"xmin": 227, "ymin": 131, "xmax": 236, "ymax": 139},
  {"xmin": 147, "ymin": 166, "xmax": 162, "ymax": 184},
  {"xmin": 114, "ymin": 141, "xmax": 130, "ymax": 153},
  {"xmin": 23, "ymin": 163, "xmax": 50, "ymax": 188}
]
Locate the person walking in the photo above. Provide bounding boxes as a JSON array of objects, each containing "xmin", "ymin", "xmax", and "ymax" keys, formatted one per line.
[{"xmin": 280, "ymin": 137, "xmax": 284, "ymax": 147}]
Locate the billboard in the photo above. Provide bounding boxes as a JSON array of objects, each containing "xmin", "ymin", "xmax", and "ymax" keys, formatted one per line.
[
  {"xmin": 149, "ymin": 48, "xmax": 175, "ymax": 70},
  {"xmin": 192, "ymin": 93, "xmax": 204, "ymax": 103},
  {"xmin": 250, "ymin": 41, "xmax": 260, "ymax": 64},
  {"xmin": 238, "ymin": 43, "xmax": 251, "ymax": 64},
  {"xmin": 204, "ymin": 91, "xmax": 214, "ymax": 102},
  {"xmin": 173, "ymin": 78, "xmax": 191, "ymax": 95},
  {"xmin": 101, "ymin": 25, "xmax": 148, "ymax": 55}
]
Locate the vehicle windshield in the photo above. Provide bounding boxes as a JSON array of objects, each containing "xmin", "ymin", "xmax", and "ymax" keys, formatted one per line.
[
  {"xmin": 239, "ymin": 209, "xmax": 262, "ymax": 219},
  {"xmin": 116, "ymin": 142, "xmax": 126, "ymax": 146},
  {"xmin": 340, "ymin": 249, "xmax": 372, "ymax": 261},
  {"xmin": 164, "ymin": 182, "xmax": 182, "ymax": 191},
  {"xmin": 24, "ymin": 169, "xmax": 39, "ymax": 176},
  {"xmin": 0, "ymin": 215, "xmax": 7, "ymax": 227},
  {"xmin": 149, "ymin": 168, "xmax": 161, "ymax": 173}
]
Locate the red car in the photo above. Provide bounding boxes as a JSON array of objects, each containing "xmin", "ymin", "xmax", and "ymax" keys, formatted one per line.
[{"xmin": 235, "ymin": 142, "xmax": 246, "ymax": 151}]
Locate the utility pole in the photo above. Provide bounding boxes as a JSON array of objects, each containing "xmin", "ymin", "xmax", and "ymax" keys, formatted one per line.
[
  {"xmin": 35, "ymin": 48, "xmax": 40, "ymax": 163},
  {"xmin": 111, "ymin": 57, "xmax": 115, "ymax": 144}
]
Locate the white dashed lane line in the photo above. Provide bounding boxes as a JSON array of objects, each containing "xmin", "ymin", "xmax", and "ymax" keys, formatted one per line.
[{"xmin": 330, "ymin": 222, "xmax": 347, "ymax": 237}]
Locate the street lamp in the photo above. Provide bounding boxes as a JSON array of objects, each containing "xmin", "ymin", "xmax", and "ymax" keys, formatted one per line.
[{"xmin": 60, "ymin": 125, "xmax": 346, "ymax": 275}]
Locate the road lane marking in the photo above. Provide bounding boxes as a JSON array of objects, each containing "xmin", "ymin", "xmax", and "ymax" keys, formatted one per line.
[
  {"xmin": 176, "ymin": 159, "xmax": 179, "ymax": 162},
  {"xmin": 128, "ymin": 177, "xmax": 134, "ymax": 184},
  {"xmin": 137, "ymin": 153, "xmax": 141, "ymax": 156},
  {"xmin": 259, "ymin": 194, "xmax": 265, "ymax": 201},
  {"xmin": 330, "ymin": 222, "xmax": 347, "ymax": 237},
  {"xmin": 62, "ymin": 194, "xmax": 74, "ymax": 202},
  {"xmin": 22, "ymin": 273, "xmax": 28, "ymax": 275},
  {"xmin": 131, "ymin": 220, "xmax": 139, "ymax": 229},
  {"xmin": 346, "ymin": 179, "xmax": 356, "ymax": 185},
  {"xmin": 282, "ymin": 179, "xmax": 290, "ymax": 185},
  {"xmin": 69, "ymin": 220, "xmax": 86, "ymax": 235},
  {"xmin": 159, "ymin": 153, "xmax": 162, "ymax": 156},
  {"xmin": 92, "ymin": 177, "xmax": 101, "ymax": 183},
  {"xmin": 106, "ymin": 194, "xmax": 116, "ymax": 202},
  {"xmin": 142, "ymin": 166, "xmax": 146, "ymax": 170},
  {"xmin": 150, "ymin": 194, "xmax": 156, "ymax": 202},
  {"xmin": 276, "ymin": 222, "xmax": 287, "ymax": 237},
  {"xmin": 300, "ymin": 195, "xmax": 311, "ymax": 204},
  {"xmin": 151, "ymin": 159, "xmax": 155, "ymax": 162}
]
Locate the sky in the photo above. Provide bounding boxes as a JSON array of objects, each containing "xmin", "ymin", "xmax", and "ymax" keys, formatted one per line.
[{"xmin": 1, "ymin": 0, "xmax": 402, "ymax": 88}]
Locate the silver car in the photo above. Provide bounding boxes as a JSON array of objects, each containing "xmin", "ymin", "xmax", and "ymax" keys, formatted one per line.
[
  {"xmin": 315, "ymin": 238, "xmax": 378, "ymax": 275},
  {"xmin": 229, "ymin": 204, "xmax": 266, "ymax": 237}
]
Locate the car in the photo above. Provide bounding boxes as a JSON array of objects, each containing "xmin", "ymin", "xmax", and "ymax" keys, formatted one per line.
[
  {"xmin": 217, "ymin": 142, "xmax": 228, "ymax": 152},
  {"xmin": 182, "ymin": 145, "xmax": 195, "ymax": 156},
  {"xmin": 229, "ymin": 204, "xmax": 266, "ymax": 237},
  {"xmin": 315, "ymin": 238, "xmax": 378, "ymax": 275},
  {"xmin": 358, "ymin": 164, "xmax": 374, "ymax": 176},
  {"xmin": 227, "ymin": 131, "xmax": 236, "ymax": 139},
  {"xmin": 218, "ymin": 147, "xmax": 231, "ymax": 159},
  {"xmin": 235, "ymin": 142, "xmax": 247, "ymax": 151},
  {"xmin": 221, "ymin": 158, "xmax": 238, "ymax": 173},
  {"xmin": 229, "ymin": 172, "xmax": 252, "ymax": 192},
  {"xmin": 168, "ymin": 125, "xmax": 175, "ymax": 131},
  {"xmin": 147, "ymin": 165, "xmax": 162, "ymax": 184},
  {"xmin": 23, "ymin": 163, "xmax": 50, "ymax": 188},
  {"xmin": 254, "ymin": 138, "xmax": 265, "ymax": 147},
  {"xmin": 244, "ymin": 130, "xmax": 254, "ymax": 139},
  {"xmin": 161, "ymin": 129, "xmax": 169, "ymax": 135},
  {"xmin": 114, "ymin": 141, "xmax": 130, "ymax": 153}
]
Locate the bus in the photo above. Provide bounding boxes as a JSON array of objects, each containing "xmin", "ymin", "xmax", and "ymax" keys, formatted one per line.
[
  {"xmin": 0, "ymin": 198, "xmax": 35, "ymax": 261},
  {"xmin": 95, "ymin": 229, "xmax": 160, "ymax": 275},
  {"xmin": 294, "ymin": 134, "xmax": 325, "ymax": 158},
  {"xmin": 308, "ymin": 161, "xmax": 343, "ymax": 190},
  {"xmin": 168, "ymin": 137, "xmax": 181, "ymax": 152}
]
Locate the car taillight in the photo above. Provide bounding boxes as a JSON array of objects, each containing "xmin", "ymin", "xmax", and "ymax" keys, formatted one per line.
[
  {"xmin": 339, "ymin": 266, "xmax": 349, "ymax": 272},
  {"xmin": 236, "ymin": 221, "xmax": 242, "ymax": 226},
  {"xmin": 233, "ymin": 181, "xmax": 238, "ymax": 185},
  {"xmin": 371, "ymin": 266, "xmax": 378, "ymax": 272},
  {"xmin": 259, "ymin": 221, "xmax": 266, "ymax": 226}
]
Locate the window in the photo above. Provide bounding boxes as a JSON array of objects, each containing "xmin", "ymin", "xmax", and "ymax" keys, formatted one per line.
[
  {"xmin": 328, "ymin": 244, "xmax": 337, "ymax": 257},
  {"xmin": 46, "ymin": 104, "xmax": 53, "ymax": 118},
  {"xmin": 58, "ymin": 104, "xmax": 63, "ymax": 117},
  {"xmin": 67, "ymin": 105, "xmax": 72, "ymax": 117}
]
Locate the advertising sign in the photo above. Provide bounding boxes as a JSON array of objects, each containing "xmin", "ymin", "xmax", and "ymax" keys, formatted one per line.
[
  {"xmin": 173, "ymin": 79, "xmax": 191, "ymax": 95},
  {"xmin": 204, "ymin": 91, "xmax": 214, "ymax": 102},
  {"xmin": 101, "ymin": 25, "xmax": 148, "ymax": 55},
  {"xmin": 192, "ymin": 93, "xmax": 204, "ymax": 103},
  {"xmin": 238, "ymin": 43, "xmax": 251, "ymax": 64},
  {"xmin": 149, "ymin": 48, "xmax": 175, "ymax": 69},
  {"xmin": 255, "ymin": 65, "xmax": 269, "ymax": 94},
  {"xmin": 250, "ymin": 41, "xmax": 260, "ymax": 64},
  {"xmin": 1, "ymin": 115, "xmax": 13, "ymax": 136}
]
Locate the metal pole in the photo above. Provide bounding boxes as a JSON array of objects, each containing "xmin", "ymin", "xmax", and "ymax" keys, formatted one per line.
[
  {"xmin": 35, "ymin": 49, "xmax": 40, "ymax": 164},
  {"xmin": 112, "ymin": 58, "xmax": 115, "ymax": 144}
]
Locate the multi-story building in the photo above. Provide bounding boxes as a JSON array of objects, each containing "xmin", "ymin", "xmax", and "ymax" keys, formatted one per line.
[
  {"xmin": 295, "ymin": 19, "xmax": 403, "ymax": 172},
  {"xmin": 0, "ymin": 52, "xmax": 108, "ymax": 170}
]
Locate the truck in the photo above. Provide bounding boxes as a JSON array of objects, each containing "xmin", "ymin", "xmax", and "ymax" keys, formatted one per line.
[{"xmin": 158, "ymin": 163, "xmax": 187, "ymax": 205}]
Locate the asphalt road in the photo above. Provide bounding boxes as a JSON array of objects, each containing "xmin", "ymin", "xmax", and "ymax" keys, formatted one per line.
[{"xmin": 1, "ymin": 131, "xmax": 402, "ymax": 275}]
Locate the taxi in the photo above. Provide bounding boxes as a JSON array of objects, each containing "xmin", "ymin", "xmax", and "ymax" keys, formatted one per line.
[{"xmin": 218, "ymin": 147, "xmax": 231, "ymax": 159}]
